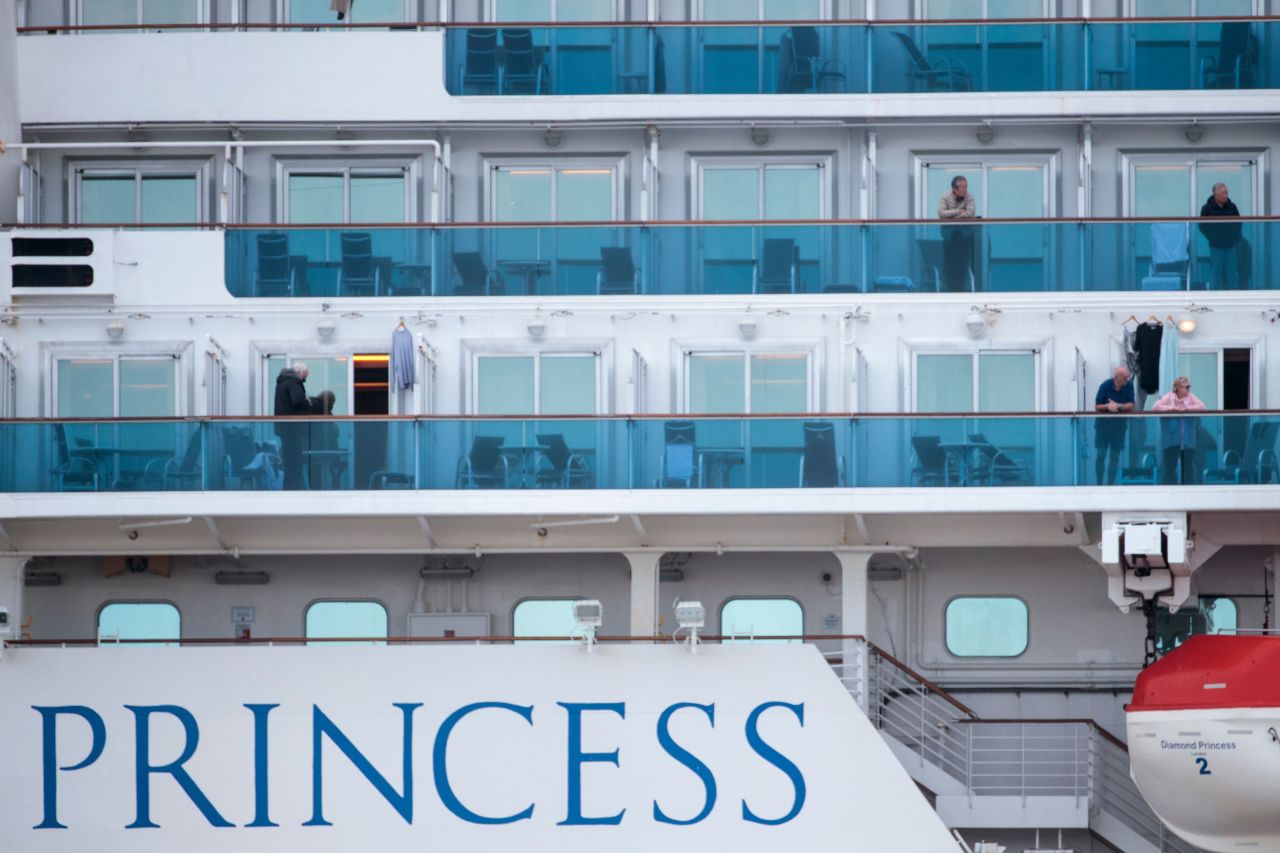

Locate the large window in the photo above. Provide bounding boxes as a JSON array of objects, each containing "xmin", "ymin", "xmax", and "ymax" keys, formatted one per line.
[
  {"xmin": 493, "ymin": 0, "xmax": 612, "ymax": 21},
  {"xmin": 474, "ymin": 353, "xmax": 599, "ymax": 416},
  {"xmin": 78, "ymin": 0, "xmax": 202, "ymax": 27},
  {"xmin": 1129, "ymin": 0, "xmax": 1257, "ymax": 18},
  {"xmin": 700, "ymin": 0, "xmax": 823, "ymax": 21},
  {"xmin": 284, "ymin": 168, "xmax": 410, "ymax": 224},
  {"xmin": 513, "ymin": 598, "xmax": 582, "ymax": 643},
  {"xmin": 686, "ymin": 351, "xmax": 810, "ymax": 414},
  {"xmin": 98, "ymin": 602, "xmax": 180, "ymax": 645},
  {"xmin": 697, "ymin": 159, "xmax": 827, "ymax": 293},
  {"xmin": 286, "ymin": 0, "xmax": 406, "ymax": 24},
  {"xmin": 74, "ymin": 166, "xmax": 202, "ymax": 224},
  {"xmin": 923, "ymin": 0, "xmax": 1047, "ymax": 17},
  {"xmin": 56, "ymin": 356, "xmax": 178, "ymax": 418},
  {"xmin": 945, "ymin": 597, "xmax": 1028, "ymax": 657},
  {"xmin": 490, "ymin": 163, "xmax": 616, "ymax": 223},
  {"xmin": 305, "ymin": 601, "xmax": 388, "ymax": 646},
  {"xmin": 721, "ymin": 598, "xmax": 803, "ymax": 643}
]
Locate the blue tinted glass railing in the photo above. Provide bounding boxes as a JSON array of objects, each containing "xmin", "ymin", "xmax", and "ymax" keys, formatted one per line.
[
  {"xmin": 224, "ymin": 218, "xmax": 1279, "ymax": 297},
  {"xmin": 3, "ymin": 414, "xmax": 1277, "ymax": 492},
  {"xmin": 443, "ymin": 20, "xmax": 1278, "ymax": 95}
]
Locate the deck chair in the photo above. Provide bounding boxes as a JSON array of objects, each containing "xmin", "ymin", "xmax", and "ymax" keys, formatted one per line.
[
  {"xmin": 501, "ymin": 29, "xmax": 546, "ymax": 94},
  {"xmin": 143, "ymin": 428, "xmax": 203, "ymax": 490},
  {"xmin": 1118, "ymin": 452, "xmax": 1159, "ymax": 485},
  {"xmin": 452, "ymin": 251, "xmax": 505, "ymax": 296},
  {"xmin": 799, "ymin": 421, "xmax": 841, "ymax": 487},
  {"xmin": 890, "ymin": 31, "xmax": 971, "ymax": 93},
  {"xmin": 1203, "ymin": 421, "xmax": 1279, "ymax": 484},
  {"xmin": 535, "ymin": 433, "xmax": 592, "ymax": 488},
  {"xmin": 660, "ymin": 420, "xmax": 697, "ymax": 488},
  {"xmin": 910, "ymin": 435, "xmax": 949, "ymax": 486},
  {"xmin": 221, "ymin": 426, "xmax": 271, "ymax": 490},
  {"xmin": 462, "ymin": 28, "xmax": 499, "ymax": 94},
  {"xmin": 456, "ymin": 435, "xmax": 510, "ymax": 488},
  {"xmin": 757, "ymin": 238, "xmax": 799, "ymax": 294},
  {"xmin": 254, "ymin": 233, "xmax": 296, "ymax": 296},
  {"xmin": 337, "ymin": 232, "xmax": 381, "ymax": 296},
  {"xmin": 777, "ymin": 26, "xmax": 820, "ymax": 93},
  {"xmin": 50, "ymin": 423, "xmax": 98, "ymax": 491},
  {"xmin": 1143, "ymin": 222, "xmax": 1189, "ymax": 290},
  {"xmin": 1201, "ymin": 22, "xmax": 1257, "ymax": 89},
  {"xmin": 597, "ymin": 247, "xmax": 639, "ymax": 295},
  {"xmin": 967, "ymin": 432, "xmax": 1031, "ymax": 486}
]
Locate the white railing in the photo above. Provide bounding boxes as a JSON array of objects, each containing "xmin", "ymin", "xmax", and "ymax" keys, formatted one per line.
[{"xmin": 829, "ymin": 640, "xmax": 1206, "ymax": 853}]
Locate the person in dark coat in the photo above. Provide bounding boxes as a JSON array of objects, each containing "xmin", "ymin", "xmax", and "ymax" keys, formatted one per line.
[
  {"xmin": 273, "ymin": 362, "xmax": 310, "ymax": 490},
  {"xmin": 1199, "ymin": 183, "xmax": 1242, "ymax": 289},
  {"xmin": 307, "ymin": 390, "xmax": 340, "ymax": 489}
]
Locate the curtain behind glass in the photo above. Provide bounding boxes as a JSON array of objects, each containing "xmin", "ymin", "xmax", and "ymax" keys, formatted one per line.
[{"xmin": 140, "ymin": 175, "xmax": 198, "ymax": 223}]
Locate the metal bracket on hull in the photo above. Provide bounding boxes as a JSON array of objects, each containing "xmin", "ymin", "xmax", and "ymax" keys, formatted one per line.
[{"xmin": 1082, "ymin": 512, "xmax": 1220, "ymax": 614}]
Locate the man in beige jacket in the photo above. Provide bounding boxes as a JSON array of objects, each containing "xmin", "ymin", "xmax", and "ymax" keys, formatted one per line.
[{"xmin": 938, "ymin": 175, "xmax": 977, "ymax": 292}]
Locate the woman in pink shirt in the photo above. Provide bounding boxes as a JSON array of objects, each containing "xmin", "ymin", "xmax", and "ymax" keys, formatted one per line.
[{"xmin": 1152, "ymin": 376, "xmax": 1207, "ymax": 484}]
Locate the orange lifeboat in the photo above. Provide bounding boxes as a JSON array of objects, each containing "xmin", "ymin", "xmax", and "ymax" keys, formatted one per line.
[{"xmin": 1126, "ymin": 635, "xmax": 1280, "ymax": 852}]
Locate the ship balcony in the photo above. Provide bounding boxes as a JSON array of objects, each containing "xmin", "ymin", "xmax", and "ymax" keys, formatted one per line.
[
  {"xmin": 3, "ymin": 412, "xmax": 1278, "ymax": 494},
  {"xmin": 14, "ymin": 20, "xmax": 1280, "ymax": 127},
  {"xmin": 441, "ymin": 19, "xmax": 1280, "ymax": 96},
  {"xmin": 218, "ymin": 218, "xmax": 1278, "ymax": 298}
]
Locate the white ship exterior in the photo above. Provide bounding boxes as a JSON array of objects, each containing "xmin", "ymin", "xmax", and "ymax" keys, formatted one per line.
[{"xmin": 2, "ymin": 1, "xmax": 1279, "ymax": 850}]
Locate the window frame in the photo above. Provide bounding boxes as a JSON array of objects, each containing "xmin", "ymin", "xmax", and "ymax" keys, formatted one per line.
[
  {"xmin": 943, "ymin": 595, "xmax": 1029, "ymax": 658},
  {"xmin": 44, "ymin": 342, "xmax": 192, "ymax": 418},
  {"xmin": 276, "ymin": 157, "xmax": 421, "ymax": 224},
  {"xmin": 304, "ymin": 598, "xmax": 390, "ymax": 645},
  {"xmin": 483, "ymin": 157, "xmax": 626, "ymax": 223},
  {"xmin": 695, "ymin": 0, "xmax": 832, "ymax": 21},
  {"xmin": 913, "ymin": 152, "xmax": 1059, "ymax": 220},
  {"xmin": 692, "ymin": 155, "xmax": 833, "ymax": 220},
  {"xmin": 466, "ymin": 344, "xmax": 608, "ymax": 416},
  {"xmin": 75, "ymin": 0, "xmax": 208, "ymax": 27},
  {"xmin": 1124, "ymin": 0, "xmax": 1263, "ymax": 17},
  {"xmin": 719, "ymin": 596, "xmax": 805, "ymax": 643},
  {"xmin": 907, "ymin": 345, "xmax": 1046, "ymax": 413},
  {"xmin": 280, "ymin": 0, "xmax": 411, "ymax": 24},
  {"xmin": 70, "ymin": 159, "xmax": 211, "ymax": 225},
  {"xmin": 96, "ymin": 600, "xmax": 182, "ymax": 645},
  {"xmin": 488, "ymin": 0, "xmax": 623, "ymax": 22},
  {"xmin": 920, "ymin": 0, "xmax": 1052, "ymax": 19},
  {"xmin": 681, "ymin": 346, "xmax": 819, "ymax": 414},
  {"xmin": 1120, "ymin": 150, "xmax": 1267, "ymax": 217}
]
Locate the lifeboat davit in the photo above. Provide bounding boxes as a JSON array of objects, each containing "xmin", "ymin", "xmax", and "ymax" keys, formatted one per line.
[{"xmin": 1126, "ymin": 635, "xmax": 1280, "ymax": 852}]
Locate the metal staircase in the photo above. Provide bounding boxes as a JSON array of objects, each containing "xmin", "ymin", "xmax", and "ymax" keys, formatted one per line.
[{"xmin": 827, "ymin": 641, "xmax": 1204, "ymax": 853}]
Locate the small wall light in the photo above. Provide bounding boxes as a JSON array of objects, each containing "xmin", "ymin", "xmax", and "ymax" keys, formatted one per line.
[
  {"xmin": 527, "ymin": 318, "xmax": 547, "ymax": 339},
  {"xmin": 1176, "ymin": 316, "xmax": 1198, "ymax": 334},
  {"xmin": 1184, "ymin": 125, "xmax": 1204, "ymax": 143},
  {"xmin": 738, "ymin": 317, "xmax": 759, "ymax": 339},
  {"xmin": 965, "ymin": 309, "xmax": 987, "ymax": 337},
  {"xmin": 976, "ymin": 124, "xmax": 996, "ymax": 144},
  {"xmin": 106, "ymin": 320, "xmax": 125, "ymax": 339},
  {"xmin": 543, "ymin": 128, "xmax": 563, "ymax": 148},
  {"xmin": 317, "ymin": 318, "xmax": 337, "ymax": 340},
  {"xmin": 750, "ymin": 126, "xmax": 770, "ymax": 147}
]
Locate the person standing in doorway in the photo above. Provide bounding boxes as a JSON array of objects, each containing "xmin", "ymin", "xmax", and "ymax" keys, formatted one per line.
[
  {"xmin": 1199, "ymin": 182, "xmax": 1242, "ymax": 289},
  {"xmin": 274, "ymin": 361, "xmax": 311, "ymax": 490},
  {"xmin": 1152, "ymin": 376, "xmax": 1207, "ymax": 485},
  {"xmin": 938, "ymin": 175, "xmax": 978, "ymax": 292},
  {"xmin": 1094, "ymin": 366, "xmax": 1135, "ymax": 485}
]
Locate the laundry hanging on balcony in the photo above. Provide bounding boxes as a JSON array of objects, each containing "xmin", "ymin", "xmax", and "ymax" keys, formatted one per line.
[
  {"xmin": 391, "ymin": 323, "xmax": 415, "ymax": 389},
  {"xmin": 331, "ymin": 0, "xmax": 353, "ymax": 20}
]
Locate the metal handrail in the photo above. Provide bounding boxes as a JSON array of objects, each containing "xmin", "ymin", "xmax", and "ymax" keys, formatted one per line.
[
  {"xmin": 10, "ymin": 214, "xmax": 1280, "ymax": 229},
  {"xmin": 17, "ymin": 15, "xmax": 1280, "ymax": 34},
  {"xmin": 7, "ymin": 632, "xmax": 864, "ymax": 647}
]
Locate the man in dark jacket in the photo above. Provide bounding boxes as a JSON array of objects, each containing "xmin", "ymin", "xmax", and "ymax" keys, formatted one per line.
[
  {"xmin": 1199, "ymin": 183, "xmax": 1242, "ymax": 289},
  {"xmin": 274, "ymin": 362, "xmax": 310, "ymax": 490}
]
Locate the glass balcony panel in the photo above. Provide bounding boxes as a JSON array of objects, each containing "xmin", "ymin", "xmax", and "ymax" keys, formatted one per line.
[
  {"xmin": 5, "ymin": 414, "xmax": 1280, "ymax": 492},
  {"xmin": 226, "ymin": 219, "xmax": 1278, "ymax": 298}
]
